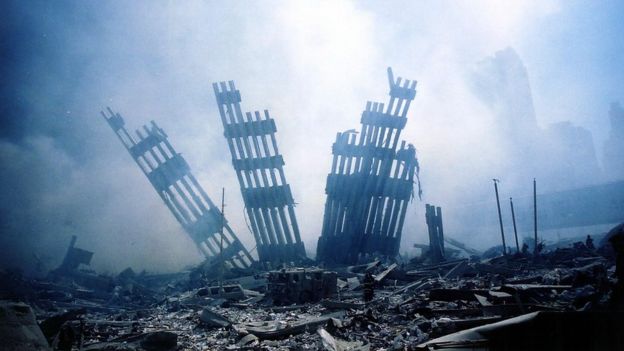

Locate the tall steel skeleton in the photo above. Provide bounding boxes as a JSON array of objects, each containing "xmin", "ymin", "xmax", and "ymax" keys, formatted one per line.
[
  {"xmin": 317, "ymin": 68, "xmax": 420, "ymax": 264},
  {"xmin": 102, "ymin": 108, "xmax": 253, "ymax": 269},
  {"xmin": 213, "ymin": 82, "xmax": 306, "ymax": 263}
]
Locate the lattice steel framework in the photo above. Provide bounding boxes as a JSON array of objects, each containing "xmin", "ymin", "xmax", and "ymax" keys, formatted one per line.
[
  {"xmin": 102, "ymin": 108, "xmax": 253, "ymax": 269},
  {"xmin": 316, "ymin": 68, "xmax": 420, "ymax": 264},
  {"xmin": 213, "ymin": 81, "xmax": 306, "ymax": 263}
]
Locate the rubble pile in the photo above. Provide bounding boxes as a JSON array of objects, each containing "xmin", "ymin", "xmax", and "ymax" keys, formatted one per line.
[{"xmin": 2, "ymin": 230, "xmax": 624, "ymax": 350}]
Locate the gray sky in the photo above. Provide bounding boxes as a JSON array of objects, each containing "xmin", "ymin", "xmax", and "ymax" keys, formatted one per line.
[{"xmin": 1, "ymin": 0, "xmax": 622, "ymax": 273}]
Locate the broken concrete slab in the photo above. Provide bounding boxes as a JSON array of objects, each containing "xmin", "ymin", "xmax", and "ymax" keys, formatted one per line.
[
  {"xmin": 0, "ymin": 301, "xmax": 50, "ymax": 351},
  {"xmin": 200, "ymin": 308, "xmax": 232, "ymax": 328},
  {"xmin": 346, "ymin": 277, "xmax": 361, "ymax": 291},
  {"xmin": 318, "ymin": 327, "xmax": 369, "ymax": 351},
  {"xmin": 373, "ymin": 263, "xmax": 397, "ymax": 283},
  {"xmin": 203, "ymin": 284, "xmax": 247, "ymax": 300},
  {"xmin": 238, "ymin": 311, "xmax": 346, "ymax": 340},
  {"xmin": 235, "ymin": 333, "xmax": 259, "ymax": 348}
]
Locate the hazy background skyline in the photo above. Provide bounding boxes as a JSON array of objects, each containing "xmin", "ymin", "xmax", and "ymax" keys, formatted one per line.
[{"xmin": 1, "ymin": 0, "xmax": 623, "ymax": 274}]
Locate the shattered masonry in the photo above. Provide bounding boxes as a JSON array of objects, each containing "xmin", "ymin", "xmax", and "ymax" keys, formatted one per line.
[
  {"xmin": 213, "ymin": 81, "xmax": 306, "ymax": 263},
  {"xmin": 102, "ymin": 108, "xmax": 253, "ymax": 269},
  {"xmin": 317, "ymin": 68, "xmax": 420, "ymax": 264}
]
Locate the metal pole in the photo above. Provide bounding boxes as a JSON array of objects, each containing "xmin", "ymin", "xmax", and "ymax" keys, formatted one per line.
[
  {"xmin": 510, "ymin": 197, "xmax": 519, "ymax": 253},
  {"xmin": 219, "ymin": 187, "xmax": 225, "ymax": 292},
  {"xmin": 533, "ymin": 178, "xmax": 538, "ymax": 256},
  {"xmin": 493, "ymin": 179, "xmax": 506, "ymax": 255}
]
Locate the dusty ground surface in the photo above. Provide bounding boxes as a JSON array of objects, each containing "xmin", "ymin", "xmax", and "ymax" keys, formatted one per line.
[{"xmin": 1, "ymin": 240, "xmax": 623, "ymax": 350}]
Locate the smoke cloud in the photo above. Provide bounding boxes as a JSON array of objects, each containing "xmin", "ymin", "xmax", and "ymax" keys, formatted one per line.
[{"xmin": 1, "ymin": 0, "xmax": 622, "ymax": 274}]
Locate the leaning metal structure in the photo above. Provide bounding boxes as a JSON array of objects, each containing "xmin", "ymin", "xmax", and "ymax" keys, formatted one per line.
[
  {"xmin": 317, "ymin": 68, "xmax": 420, "ymax": 264},
  {"xmin": 213, "ymin": 81, "xmax": 306, "ymax": 263},
  {"xmin": 102, "ymin": 108, "xmax": 254, "ymax": 269}
]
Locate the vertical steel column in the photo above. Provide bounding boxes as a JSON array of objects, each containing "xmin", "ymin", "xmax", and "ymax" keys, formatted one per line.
[
  {"xmin": 317, "ymin": 68, "xmax": 419, "ymax": 264},
  {"xmin": 493, "ymin": 179, "xmax": 507, "ymax": 256},
  {"xmin": 213, "ymin": 81, "xmax": 306, "ymax": 263},
  {"xmin": 510, "ymin": 197, "xmax": 520, "ymax": 253},
  {"xmin": 533, "ymin": 178, "xmax": 538, "ymax": 256}
]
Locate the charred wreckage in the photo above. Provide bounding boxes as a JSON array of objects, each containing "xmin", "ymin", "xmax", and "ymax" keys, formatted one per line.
[{"xmin": 2, "ymin": 69, "xmax": 624, "ymax": 350}]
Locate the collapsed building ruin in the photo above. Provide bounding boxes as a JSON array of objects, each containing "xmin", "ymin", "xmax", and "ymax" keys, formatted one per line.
[
  {"xmin": 102, "ymin": 108, "xmax": 254, "ymax": 269},
  {"xmin": 4, "ymin": 70, "xmax": 624, "ymax": 351},
  {"xmin": 213, "ymin": 81, "xmax": 306, "ymax": 264},
  {"xmin": 8, "ymin": 225, "xmax": 623, "ymax": 350},
  {"xmin": 317, "ymin": 68, "xmax": 421, "ymax": 265}
]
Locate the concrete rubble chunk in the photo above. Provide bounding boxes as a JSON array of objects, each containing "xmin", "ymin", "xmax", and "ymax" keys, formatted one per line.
[
  {"xmin": 235, "ymin": 333, "xmax": 259, "ymax": 348},
  {"xmin": 373, "ymin": 263, "xmax": 397, "ymax": 283},
  {"xmin": 0, "ymin": 302, "xmax": 50, "ymax": 351},
  {"xmin": 239, "ymin": 311, "xmax": 345, "ymax": 340},
  {"xmin": 200, "ymin": 308, "xmax": 232, "ymax": 328},
  {"xmin": 318, "ymin": 327, "xmax": 369, "ymax": 351}
]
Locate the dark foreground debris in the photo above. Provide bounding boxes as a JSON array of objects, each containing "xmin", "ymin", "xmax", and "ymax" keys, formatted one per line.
[
  {"xmin": 2, "ymin": 226, "xmax": 624, "ymax": 350},
  {"xmin": 0, "ymin": 301, "xmax": 50, "ymax": 351},
  {"xmin": 417, "ymin": 311, "xmax": 624, "ymax": 350}
]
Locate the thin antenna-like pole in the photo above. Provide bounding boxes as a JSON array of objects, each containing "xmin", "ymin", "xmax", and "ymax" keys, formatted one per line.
[
  {"xmin": 533, "ymin": 178, "xmax": 538, "ymax": 256},
  {"xmin": 219, "ymin": 187, "xmax": 225, "ymax": 291},
  {"xmin": 510, "ymin": 197, "xmax": 519, "ymax": 253},
  {"xmin": 493, "ymin": 179, "xmax": 506, "ymax": 255}
]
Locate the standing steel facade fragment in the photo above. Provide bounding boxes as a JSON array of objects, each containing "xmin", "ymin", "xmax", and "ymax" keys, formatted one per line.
[
  {"xmin": 102, "ymin": 108, "xmax": 254, "ymax": 269},
  {"xmin": 425, "ymin": 204, "xmax": 445, "ymax": 263},
  {"xmin": 213, "ymin": 81, "xmax": 306, "ymax": 263},
  {"xmin": 317, "ymin": 68, "xmax": 420, "ymax": 264}
]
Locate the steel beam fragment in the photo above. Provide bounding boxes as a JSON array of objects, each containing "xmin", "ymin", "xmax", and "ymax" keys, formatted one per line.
[
  {"xmin": 102, "ymin": 108, "xmax": 254, "ymax": 269},
  {"xmin": 213, "ymin": 82, "xmax": 306, "ymax": 264},
  {"xmin": 317, "ymin": 68, "xmax": 420, "ymax": 264}
]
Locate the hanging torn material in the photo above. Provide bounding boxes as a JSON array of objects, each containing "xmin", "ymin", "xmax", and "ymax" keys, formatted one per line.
[
  {"xmin": 317, "ymin": 67, "xmax": 421, "ymax": 265},
  {"xmin": 212, "ymin": 82, "xmax": 307, "ymax": 264},
  {"xmin": 102, "ymin": 108, "xmax": 253, "ymax": 269}
]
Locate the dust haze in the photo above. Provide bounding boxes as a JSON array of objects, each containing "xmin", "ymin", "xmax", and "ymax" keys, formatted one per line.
[{"xmin": 1, "ymin": 0, "xmax": 622, "ymax": 274}]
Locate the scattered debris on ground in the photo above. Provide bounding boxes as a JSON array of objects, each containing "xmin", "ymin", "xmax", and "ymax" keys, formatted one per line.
[{"xmin": 2, "ymin": 225, "xmax": 624, "ymax": 350}]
